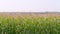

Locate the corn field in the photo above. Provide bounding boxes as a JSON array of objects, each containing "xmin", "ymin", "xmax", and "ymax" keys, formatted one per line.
[{"xmin": 0, "ymin": 16, "xmax": 60, "ymax": 34}]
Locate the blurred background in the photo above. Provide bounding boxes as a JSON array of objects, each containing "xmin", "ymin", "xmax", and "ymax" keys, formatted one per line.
[{"xmin": 0, "ymin": 0, "xmax": 60, "ymax": 12}]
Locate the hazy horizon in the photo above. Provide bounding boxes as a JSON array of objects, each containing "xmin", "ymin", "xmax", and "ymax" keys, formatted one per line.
[{"xmin": 0, "ymin": 0, "xmax": 60, "ymax": 12}]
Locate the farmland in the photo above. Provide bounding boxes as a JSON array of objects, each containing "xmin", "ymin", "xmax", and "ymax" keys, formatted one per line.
[{"xmin": 0, "ymin": 12, "xmax": 60, "ymax": 34}]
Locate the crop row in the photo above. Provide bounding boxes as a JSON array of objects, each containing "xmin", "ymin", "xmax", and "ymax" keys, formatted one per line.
[{"xmin": 0, "ymin": 17, "xmax": 60, "ymax": 34}]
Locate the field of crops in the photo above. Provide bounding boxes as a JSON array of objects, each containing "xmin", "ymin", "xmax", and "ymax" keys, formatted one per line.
[{"xmin": 0, "ymin": 16, "xmax": 60, "ymax": 34}]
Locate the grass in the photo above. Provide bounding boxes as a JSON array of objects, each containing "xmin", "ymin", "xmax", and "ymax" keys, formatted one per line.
[{"xmin": 0, "ymin": 16, "xmax": 60, "ymax": 34}]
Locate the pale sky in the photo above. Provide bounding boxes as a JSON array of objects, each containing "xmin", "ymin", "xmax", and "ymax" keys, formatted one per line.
[{"xmin": 0, "ymin": 0, "xmax": 60, "ymax": 12}]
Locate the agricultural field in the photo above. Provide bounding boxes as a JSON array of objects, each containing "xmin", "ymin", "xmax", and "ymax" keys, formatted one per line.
[{"xmin": 0, "ymin": 12, "xmax": 60, "ymax": 34}]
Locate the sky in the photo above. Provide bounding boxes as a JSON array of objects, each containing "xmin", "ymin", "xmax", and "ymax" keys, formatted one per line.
[{"xmin": 0, "ymin": 0, "xmax": 60, "ymax": 12}]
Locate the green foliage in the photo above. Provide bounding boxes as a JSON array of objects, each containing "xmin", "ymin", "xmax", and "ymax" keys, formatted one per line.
[{"xmin": 0, "ymin": 17, "xmax": 60, "ymax": 34}]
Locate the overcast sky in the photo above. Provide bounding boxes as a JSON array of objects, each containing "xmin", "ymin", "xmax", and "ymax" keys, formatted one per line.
[{"xmin": 0, "ymin": 0, "xmax": 60, "ymax": 12}]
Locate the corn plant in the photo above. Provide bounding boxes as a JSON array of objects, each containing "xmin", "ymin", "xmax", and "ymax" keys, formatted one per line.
[{"xmin": 0, "ymin": 16, "xmax": 60, "ymax": 34}]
